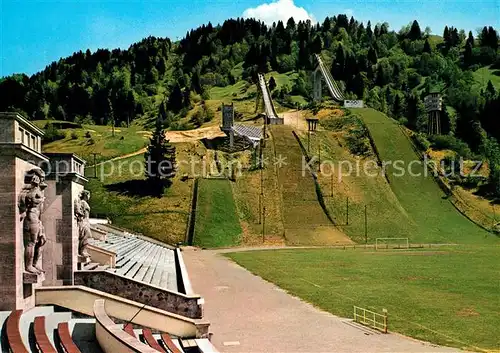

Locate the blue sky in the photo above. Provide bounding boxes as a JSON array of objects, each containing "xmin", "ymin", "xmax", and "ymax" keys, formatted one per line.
[{"xmin": 1, "ymin": 0, "xmax": 498, "ymax": 77}]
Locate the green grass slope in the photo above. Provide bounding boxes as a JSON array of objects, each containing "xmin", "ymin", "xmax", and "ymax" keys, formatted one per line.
[
  {"xmin": 194, "ymin": 178, "xmax": 242, "ymax": 247},
  {"xmin": 299, "ymin": 127, "xmax": 417, "ymax": 244},
  {"xmin": 271, "ymin": 125, "xmax": 352, "ymax": 245},
  {"xmin": 356, "ymin": 108, "xmax": 497, "ymax": 244},
  {"xmin": 473, "ymin": 65, "xmax": 500, "ymax": 91},
  {"xmin": 36, "ymin": 122, "xmax": 149, "ymax": 164}
]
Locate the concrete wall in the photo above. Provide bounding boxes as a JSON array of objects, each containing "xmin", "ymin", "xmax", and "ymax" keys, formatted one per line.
[
  {"xmin": 0, "ymin": 117, "xmax": 15, "ymax": 145},
  {"xmin": 42, "ymin": 177, "xmax": 84, "ymax": 285},
  {"xmin": 42, "ymin": 179, "xmax": 63, "ymax": 286},
  {"xmin": 36, "ymin": 286, "xmax": 208, "ymax": 337},
  {"xmin": 175, "ymin": 248, "xmax": 194, "ymax": 295},
  {"xmin": 0, "ymin": 155, "xmax": 17, "ymax": 310},
  {"xmin": 74, "ymin": 270, "xmax": 203, "ymax": 319},
  {"xmin": 87, "ymin": 245, "xmax": 116, "ymax": 267},
  {"xmin": 94, "ymin": 299, "xmax": 158, "ymax": 353}
]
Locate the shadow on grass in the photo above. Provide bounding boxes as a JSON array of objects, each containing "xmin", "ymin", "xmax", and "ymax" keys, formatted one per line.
[
  {"xmin": 105, "ymin": 179, "xmax": 171, "ymax": 198},
  {"xmin": 473, "ymin": 183, "xmax": 500, "ymax": 204}
]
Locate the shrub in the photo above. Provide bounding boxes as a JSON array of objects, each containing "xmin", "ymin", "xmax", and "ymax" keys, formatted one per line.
[
  {"xmin": 85, "ymin": 131, "xmax": 92, "ymax": 138},
  {"xmin": 70, "ymin": 131, "xmax": 78, "ymax": 140},
  {"xmin": 170, "ymin": 121, "xmax": 191, "ymax": 131},
  {"xmin": 412, "ymin": 133, "xmax": 431, "ymax": 151},
  {"xmin": 429, "ymin": 135, "xmax": 472, "ymax": 158},
  {"xmin": 459, "ymin": 175, "xmax": 487, "ymax": 189},
  {"xmin": 191, "ymin": 108, "xmax": 204, "ymax": 127},
  {"xmin": 204, "ymin": 106, "xmax": 214, "ymax": 122},
  {"xmin": 441, "ymin": 155, "xmax": 461, "ymax": 177},
  {"xmin": 346, "ymin": 133, "xmax": 370, "ymax": 156},
  {"xmin": 43, "ymin": 124, "xmax": 66, "ymax": 143}
]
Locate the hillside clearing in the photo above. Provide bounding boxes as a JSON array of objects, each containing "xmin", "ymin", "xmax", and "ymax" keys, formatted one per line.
[
  {"xmin": 87, "ymin": 141, "xmax": 206, "ymax": 244},
  {"xmin": 473, "ymin": 65, "xmax": 500, "ymax": 91},
  {"xmin": 37, "ymin": 122, "xmax": 149, "ymax": 164}
]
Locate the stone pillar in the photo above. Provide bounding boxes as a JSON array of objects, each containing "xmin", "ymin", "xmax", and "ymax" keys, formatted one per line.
[
  {"xmin": 0, "ymin": 112, "xmax": 49, "ymax": 311},
  {"xmin": 42, "ymin": 153, "xmax": 87, "ymax": 286}
]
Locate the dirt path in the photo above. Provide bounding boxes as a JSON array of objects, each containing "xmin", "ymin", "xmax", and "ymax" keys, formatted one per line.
[
  {"xmin": 165, "ymin": 126, "xmax": 225, "ymax": 143},
  {"xmin": 281, "ymin": 110, "xmax": 308, "ymax": 131},
  {"xmin": 182, "ymin": 247, "xmax": 460, "ymax": 353},
  {"xmin": 86, "ymin": 147, "xmax": 147, "ymax": 168},
  {"xmin": 87, "ymin": 126, "xmax": 224, "ymax": 168}
]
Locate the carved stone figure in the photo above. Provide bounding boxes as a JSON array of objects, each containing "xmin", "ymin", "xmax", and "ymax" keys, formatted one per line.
[
  {"xmin": 19, "ymin": 168, "xmax": 47, "ymax": 274},
  {"xmin": 75, "ymin": 190, "xmax": 91, "ymax": 259}
]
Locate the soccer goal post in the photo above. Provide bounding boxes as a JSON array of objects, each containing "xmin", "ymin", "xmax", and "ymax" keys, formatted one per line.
[{"xmin": 375, "ymin": 238, "xmax": 409, "ymax": 250}]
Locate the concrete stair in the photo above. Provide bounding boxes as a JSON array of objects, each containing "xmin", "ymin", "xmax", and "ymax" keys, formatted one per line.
[
  {"xmin": 0, "ymin": 307, "xmax": 99, "ymax": 353},
  {"xmin": 90, "ymin": 231, "xmax": 178, "ymax": 292},
  {"xmin": 68, "ymin": 318, "xmax": 103, "ymax": 353},
  {"xmin": 1, "ymin": 307, "xmax": 216, "ymax": 353}
]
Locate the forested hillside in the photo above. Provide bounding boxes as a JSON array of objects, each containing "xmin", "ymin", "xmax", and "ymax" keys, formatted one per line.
[{"xmin": 1, "ymin": 15, "xmax": 499, "ymax": 163}]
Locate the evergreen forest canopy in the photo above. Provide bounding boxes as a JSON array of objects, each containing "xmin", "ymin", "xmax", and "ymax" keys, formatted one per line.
[{"xmin": 1, "ymin": 15, "xmax": 499, "ymax": 157}]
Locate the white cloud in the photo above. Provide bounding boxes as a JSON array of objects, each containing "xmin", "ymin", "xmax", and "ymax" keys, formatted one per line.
[
  {"xmin": 242, "ymin": 0, "xmax": 316, "ymax": 26},
  {"xmin": 343, "ymin": 9, "xmax": 354, "ymax": 18}
]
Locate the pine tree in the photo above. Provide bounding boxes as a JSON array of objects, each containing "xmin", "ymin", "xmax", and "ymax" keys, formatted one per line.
[
  {"xmin": 191, "ymin": 71, "xmax": 202, "ymax": 94},
  {"xmin": 368, "ymin": 46, "xmax": 378, "ymax": 64},
  {"xmin": 423, "ymin": 38, "xmax": 432, "ymax": 53},
  {"xmin": 311, "ymin": 35, "xmax": 322, "ymax": 54},
  {"xmin": 286, "ymin": 17, "xmax": 296, "ymax": 33},
  {"xmin": 408, "ymin": 20, "xmax": 422, "ymax": 41},
  {"xmin": 144, "ymin": 109, "xmax": 176, "ymax": 196},
  {"xmin": 168, "ymin": 83, "xmax": 184, "ymax": 112},
  {"xmin": 480, "ymin": 26, "xmax": 489, "ymax": 47},
  {"xmin": 322, "ymin": 17, "xmax": 331, "ymax": 32},
  {"xmin": 393, "ymin": 94, "xmax": 402, "ymax": 118},
  {"xmin": 467, "ymin": 31, "xmax": 474, "ymax": 47},
  {"xmin": 366, "ymin": 21, "xmax": 373, "ymax": 41},
  {"xmin": 443, "ymin": 26, "xmax": 450, "ymax": 48},
  {"xmin": 464, "ymin": 42, "xmax": 473, "ymax": 67},
  {"xmin": 106, "ymin": 97, "xmax": 115, "ymax": 136},
  {"xmin": 486, "ymin": 80, "xmax": 496, "ymax": 98},
  {"xmin": 125, "ymin": 90, "xmax": 136, "ymax": 127},
  {"xmin": 159, "ymin": 101, "xmax": 168, "ymax": 122},
  {"xmin": 268, "ymin": 76, "xmax": 277, "ymax": 91},
  {"xmin": 183, "ymin": 87, "xmax": 191, "ymax": 108}
]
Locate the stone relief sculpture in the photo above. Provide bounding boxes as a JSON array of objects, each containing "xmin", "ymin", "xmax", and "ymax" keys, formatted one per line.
[
  {"xmin": 18, "ymin": 168, "xmax": 47, "ymax": 274},
  {"xmin": 75, "ymin": 190, "xmax": 91, "ymax": 261}
]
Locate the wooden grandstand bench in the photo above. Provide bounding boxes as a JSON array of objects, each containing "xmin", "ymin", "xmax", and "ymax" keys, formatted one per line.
[
  {"xmin": 6, "ymin": 310, "xmax": 29, "ymax": 353},
  {"xmin": 34, "ymin": 316, "xmax": 57, "ymax": 353}
]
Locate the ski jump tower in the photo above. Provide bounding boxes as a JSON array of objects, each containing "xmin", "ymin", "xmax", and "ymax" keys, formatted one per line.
[
  {"xmin": 425, "ymin": 92, "xmax": 443, "ymax": 135},
  {"xmin": 313, "ymin": 54, "xmax": 345, "ymax": 103},
  {"xmin": 256, "ymin": 73, "xmax": 284, "ymax": 125}
]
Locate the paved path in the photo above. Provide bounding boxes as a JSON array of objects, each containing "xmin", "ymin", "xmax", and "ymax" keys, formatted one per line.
[{"xmin": 182, "ymin": 248, "xmax": 460, "ymax": 353}]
